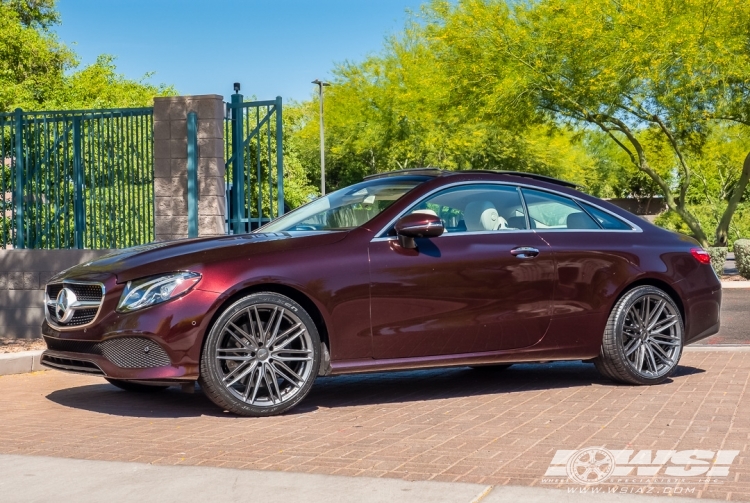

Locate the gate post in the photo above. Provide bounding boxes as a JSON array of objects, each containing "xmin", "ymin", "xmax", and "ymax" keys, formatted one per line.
[
  {"xmin": 72, "ymin": 116, "xmax": 85, "ymax": 249},
  {"xmin": 13, "ymin": 108, "xmax": 24, "ymax": 249},
  {"xmin": 275, "ymin": 96, "xmax": 284, "ymax": 216},
  {"xmin": 153, "ymin": 95, "xmax": 225, "ymax": 241},
  {"xmin": 230, "ymin": 92, "xmax": 245, "ymax": 234}
]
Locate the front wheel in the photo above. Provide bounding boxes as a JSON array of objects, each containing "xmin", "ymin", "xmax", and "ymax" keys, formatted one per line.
[
  {"xmin": 594, "ymin": 286, "xmax": 684, "ymax": 385},
  {"xmin": 199, "ymin": 292, "xmax": 321, "ymax": 417}
]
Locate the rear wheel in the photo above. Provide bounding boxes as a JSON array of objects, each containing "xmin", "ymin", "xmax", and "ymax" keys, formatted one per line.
[
  {"xmin": 594, "ymin": 286, "xmax": 684, "ymax": 385},
  {"xmin": 105, "ymin": 378, "xmax": 168, "ymax": 393},
  {"xmin": 199, "ymin": 292, "xmax": 321, "ymax": 417}
]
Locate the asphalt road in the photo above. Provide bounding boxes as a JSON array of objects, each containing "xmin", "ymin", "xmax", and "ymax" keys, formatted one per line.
[{"xmin": 697, "ymin": 288, "xmax": 750, "ymax": 345}]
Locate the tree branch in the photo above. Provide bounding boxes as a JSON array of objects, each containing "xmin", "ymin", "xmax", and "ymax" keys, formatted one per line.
[
  {"xmin": 650, "ymin": 114, "xmax": 691, "ymax": 207},
  {"xmin": 715, "ymin": 151, "xmax": 750, "ymax": 246}
]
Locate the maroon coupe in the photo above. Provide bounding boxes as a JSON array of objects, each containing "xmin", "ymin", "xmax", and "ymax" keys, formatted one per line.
[{"xmin": 41, "ymin": 169, "xmax": 721, "ymax": 416}]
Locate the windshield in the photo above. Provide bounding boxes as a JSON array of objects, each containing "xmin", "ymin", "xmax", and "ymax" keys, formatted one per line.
[{"xmin": 259, "ymin": 177, "xmax": 427, "ymax": 233}]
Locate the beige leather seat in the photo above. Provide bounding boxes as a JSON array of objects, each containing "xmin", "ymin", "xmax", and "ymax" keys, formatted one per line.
[{"xmin": 464, "ymin": 201, "xmax": 508, "ymax": 231}]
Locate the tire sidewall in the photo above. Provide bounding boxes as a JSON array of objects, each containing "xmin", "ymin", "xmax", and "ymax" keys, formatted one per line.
[{"xmin": 200, "ymin": 292, "xmax": 321, "ymax": 416}]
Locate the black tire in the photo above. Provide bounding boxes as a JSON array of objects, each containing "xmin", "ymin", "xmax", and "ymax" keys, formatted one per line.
[
  {"xmin": 594, "ymin": 286, "xmax": 684, "ymax": 385},
  {"xmin": 199, "ymin": 292, "xmax": 321, "ymax": 417},
  {"xmin": 105, "ymin": 378, "xmax": 169, "ymax": 392}
]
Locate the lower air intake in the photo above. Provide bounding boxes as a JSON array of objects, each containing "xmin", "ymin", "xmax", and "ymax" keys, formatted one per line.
[{"xmin": 44, "ymin": 337, "xmax": 171, "ymax": 369}]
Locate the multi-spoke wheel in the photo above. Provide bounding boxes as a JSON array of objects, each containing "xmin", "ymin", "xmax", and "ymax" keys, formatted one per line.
[
  {"xmin": 594, "ymin": 286, "xmax": 684, "ymax": 385},
  {"xmin": 199, "ymin": 293, "xmax": 321, "ymax": 416}
]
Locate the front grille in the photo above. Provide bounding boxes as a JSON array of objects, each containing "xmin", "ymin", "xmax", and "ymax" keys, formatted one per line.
[
  {"xmin": 44, "ymin": 336, "xmax": 171, "ymax": 369},
  {"xmin": 45, "ymin": 281, "xmax": 104, "ymax": 328},
  {"xmin": 47, "ymin": 283, "xmax": 64, "ymax": 299},
  {"xmin": 41, "ymin": 354, "xmax": 105, "ymax": 375}
]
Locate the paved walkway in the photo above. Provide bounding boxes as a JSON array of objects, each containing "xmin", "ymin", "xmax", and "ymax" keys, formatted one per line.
[
  {"xmin": 0, "ymin": 454, "xmax": 721, "ymax": 503},
  {"xmin": 1, "ymin": 349, "xmax": 749, "ymax": 501}
]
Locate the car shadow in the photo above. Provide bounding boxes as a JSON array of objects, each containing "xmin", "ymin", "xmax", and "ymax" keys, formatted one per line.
[{"xmin": 45, "ymin": 361, "xmax": 705, "ymax": 418}]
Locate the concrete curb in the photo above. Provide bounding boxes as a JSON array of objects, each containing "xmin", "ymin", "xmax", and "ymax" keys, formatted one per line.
[
  {"xmin": 721, "ymin": 280, "xmax": 750, "ymax": 289},
  {"xmin": 0, "ymin": 350, "xmax": 45, "ymax": 376}
]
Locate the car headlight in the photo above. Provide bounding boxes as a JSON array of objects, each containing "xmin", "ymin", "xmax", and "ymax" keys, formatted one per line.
[{"xmin": 117, "ymin": 272, "xmax": 201, "ymax": 313}]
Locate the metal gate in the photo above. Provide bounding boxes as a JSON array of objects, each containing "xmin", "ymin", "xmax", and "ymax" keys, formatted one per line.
[
  {"xmin": 225, "ymin": 92, "xmax": 284, "ymax": 234},
  {"xmin": 0, "ymin": 107, "xmax": 155, "ymax": 249}
]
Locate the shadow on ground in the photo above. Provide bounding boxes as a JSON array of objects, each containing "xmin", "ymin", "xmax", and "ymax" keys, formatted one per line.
[{"xmin": 45, "ymin": 361, "xmax": 705, "ymax": 419}]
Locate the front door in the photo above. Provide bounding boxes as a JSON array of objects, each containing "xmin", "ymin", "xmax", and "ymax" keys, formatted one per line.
[{"xmin": 369, "ymin": 183, "xmax": 556, "ymax": 359}]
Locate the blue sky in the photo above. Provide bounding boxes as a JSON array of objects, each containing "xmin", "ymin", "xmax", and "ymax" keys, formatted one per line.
[{"xmin": 54, "ymin": 0, "xmax": 426, "ymax": 104}]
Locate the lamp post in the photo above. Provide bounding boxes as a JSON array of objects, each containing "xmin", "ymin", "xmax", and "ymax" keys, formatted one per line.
[{"xmin": 312, "ymin": 79, "xmax": 330, "ymax": 195}]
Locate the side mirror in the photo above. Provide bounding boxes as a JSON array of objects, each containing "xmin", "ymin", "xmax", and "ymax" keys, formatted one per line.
[{"xmin": 394, "ymin": 213, "xmax": 444, "ymax": 249}]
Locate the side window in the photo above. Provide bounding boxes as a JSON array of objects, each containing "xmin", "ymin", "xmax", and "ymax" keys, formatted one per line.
[
  {"xmin": 405, "ymin": 184, "xmax": 528, "ymax": 234},
  {"xmin": 521, "ymin": 189, "xmax": 600, "ymax": 230},
  {"xmin": 579, "ymin": 202, "xmax": 633, "ymax": 230}
]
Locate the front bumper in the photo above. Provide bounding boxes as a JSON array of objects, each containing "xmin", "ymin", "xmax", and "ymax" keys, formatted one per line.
[{"xmin": 40, "ymin": 287, "xmax": 222, "ymax": 382}]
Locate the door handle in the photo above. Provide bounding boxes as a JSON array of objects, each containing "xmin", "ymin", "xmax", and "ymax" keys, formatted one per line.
[{"xmin": 511, "ymin": 247, "xmax": 540, "ymax": 259}]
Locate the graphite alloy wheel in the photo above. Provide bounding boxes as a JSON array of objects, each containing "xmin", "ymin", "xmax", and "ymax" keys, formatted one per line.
[
  {"xmin": 594, "ymin": 286, "xmax": 684, "ymax": 385},
  {"xmin": 105, "ymin": 378, "xmax": 168, "ymax": 392},
  {"xmin": 199, "ymin": 292, "xmax": 321, "ymax": 416}
]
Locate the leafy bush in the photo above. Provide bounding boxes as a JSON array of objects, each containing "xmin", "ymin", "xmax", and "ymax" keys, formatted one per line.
[
  {"xmin": 655, "ymin": 203, "xmax": 750, "ymax": 248},
  {"xmin": 734, "ymin": 239, "xmax": 750, "ymax": 280},
  {"xmin": 706, "ymin": 247, "xmax": 728, "ymax": 277}
]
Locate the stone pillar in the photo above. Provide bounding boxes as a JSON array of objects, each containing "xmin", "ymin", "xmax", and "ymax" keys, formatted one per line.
[{"xmin": 153, "ymin": 95, "xmax": 226, "ymax": 241}]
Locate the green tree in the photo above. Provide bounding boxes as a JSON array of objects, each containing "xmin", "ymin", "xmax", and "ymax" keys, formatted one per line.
[
  {"xmin": 0, "ymin": 0, "xmax": 173, "ymax": 112},
  {"xmin": 426, "ymin": 0, "xmax": 750, "ymax": 246},
  {"xmin": 0, "ymin": 0, "xmax": 73, "ymax": 111},
  {"xmin": 290, "ymin": 14, "xmax": 602, "ymax": 193}
]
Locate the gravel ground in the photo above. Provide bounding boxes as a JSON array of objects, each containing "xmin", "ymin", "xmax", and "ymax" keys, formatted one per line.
[
  {"xmin": 0, "ymin": 338, "xmax": 46, "ymax": 354},
  {"xmin": 721, "ymin": 274, "xmax": 747, "ymax": 281}
]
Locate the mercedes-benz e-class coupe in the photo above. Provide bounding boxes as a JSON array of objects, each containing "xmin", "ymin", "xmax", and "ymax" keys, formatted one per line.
[{"xmin": 41, "ymin": 169, "xmax": 721, "ymax": 416}]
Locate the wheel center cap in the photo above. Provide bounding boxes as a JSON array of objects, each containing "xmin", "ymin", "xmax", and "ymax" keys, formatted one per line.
[{"xmin": 257, "ymin": 348, "xmax": 269, "ymax": 361}]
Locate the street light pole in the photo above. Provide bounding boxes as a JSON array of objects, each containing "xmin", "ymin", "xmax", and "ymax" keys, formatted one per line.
[{"xmin": 312, "ymin": 79, "xmax": 330, "ymax": 195}]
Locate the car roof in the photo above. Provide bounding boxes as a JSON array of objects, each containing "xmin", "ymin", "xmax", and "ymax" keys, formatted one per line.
[{"xmin": 362, "ymin": 168, "xmax": 578, "ymax": 189}]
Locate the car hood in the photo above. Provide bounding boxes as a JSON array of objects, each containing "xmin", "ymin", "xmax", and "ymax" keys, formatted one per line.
[{"xmin": 52, "ymin": 231, "xmax": 348, "ymax": 284}]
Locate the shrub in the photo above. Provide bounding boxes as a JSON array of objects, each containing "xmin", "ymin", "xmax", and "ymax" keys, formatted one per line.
[
  {"xmin": 706, "ymin": 247, "xmax": 728, "ymax": 277},
  {"xmin": 734, "ymin": 239, "xmax": 750, "ymax": 280}
]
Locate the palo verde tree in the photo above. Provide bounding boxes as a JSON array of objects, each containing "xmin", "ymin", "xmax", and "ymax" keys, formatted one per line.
[
  {"xmin": 427, "ymin": 0, "xmax": 750, "ymax": 247},
  {"xmin": 291, "ymin": 17, "xmax": 603, "ymax": 192}
]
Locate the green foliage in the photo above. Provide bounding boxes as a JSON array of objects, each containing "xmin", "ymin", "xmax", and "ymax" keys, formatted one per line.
[
  {"xmin": 706, "ymin": 247, "xmax": 728, "ymax": 277},
  {"xmin": 50, "ymin": 55, "xmax": 176, "ymax": 109},
  {"xmin": 734, "ymin": 239, "xmax": 750, "ymax": 279},
  {"xmin": 655, "ymin": 203, "xmax": 750, "ymax": 248},
  {"xmin": 0, "ymin": 0, "xmax": 173, "ymax": 113},
  {"xmin": 1, "ymin": 0, "xmax": 59, "ymax": 28},
  {"xmin": 289, "ymin": 0, "xmax": 750, "ymax": 244},
  {"xmin": 289, "ymin": 13, "xmax": 603, "ymax": 193},
  {"xmin": 0, "ymin": 0, "xmax": 73, "ymax": 111},
  {"xmin": 281, "ymin": 105, "xmax": 322, "ymax": 207}
]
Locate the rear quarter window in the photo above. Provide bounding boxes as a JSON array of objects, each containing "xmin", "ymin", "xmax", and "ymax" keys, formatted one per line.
[{"xmin": 580, "ymin": 202, "xmax": 633, "ymax": 230}]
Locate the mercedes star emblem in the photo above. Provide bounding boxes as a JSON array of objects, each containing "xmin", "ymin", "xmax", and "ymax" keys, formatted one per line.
[{"xmin": 55, "ymin": 288, "xmax": 78, "ymax": 323}]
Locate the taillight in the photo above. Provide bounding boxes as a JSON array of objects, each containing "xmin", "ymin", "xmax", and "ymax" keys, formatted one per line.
[{"xmin": 690, "ymin": 248, "xmax": 712, "ymax": 265}]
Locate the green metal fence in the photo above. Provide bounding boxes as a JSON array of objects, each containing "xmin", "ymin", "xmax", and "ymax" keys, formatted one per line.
[
  {"xmin": 225, "ymin": 93, "xmax": 284, "ymax": 234},
  {"xmin": 0, "ymin": 107, "xmax": 155, "ymax": 249}
]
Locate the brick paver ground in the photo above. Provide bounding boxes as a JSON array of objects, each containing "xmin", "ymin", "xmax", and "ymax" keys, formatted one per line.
[{"xmin": 1, "ymin": 350, "xmax": 749, "ymax": 501}]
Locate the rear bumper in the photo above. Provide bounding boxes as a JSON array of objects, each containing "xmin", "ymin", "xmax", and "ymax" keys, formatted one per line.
[{"xmin": 684, "ymin": 285, "xmax": 722, "ymax": 345}]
